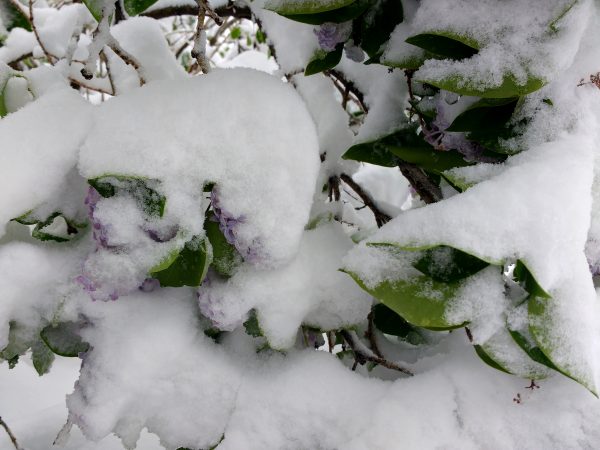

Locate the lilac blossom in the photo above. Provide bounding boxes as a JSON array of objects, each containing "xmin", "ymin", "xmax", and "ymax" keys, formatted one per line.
[
  {"xmin": 314, "ymin": 21, "xmax": 352, "ymax": 52},
  {"xmin": 139, "ymin": 277, "xmax": 160, "ymax": 292},
  {"xmin": 211, "ymin": 187, "xmax": 268, "ymax": 265},
  {"xmin": 85, "ymin": 187, "xmax": 113, "ymax": 249}
]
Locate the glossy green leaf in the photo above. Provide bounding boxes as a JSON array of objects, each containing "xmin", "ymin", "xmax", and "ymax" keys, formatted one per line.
[
  {"xmin": 264, "ymin": 0, "xmax": 356, "ymax": 16},
  {"xmin": 372, "ymin": 303, "xmax": 426, "ymax": 345},
  {"xmin": 528, "ymin": 296, "xmax": 597, "ymax": 396},
  {"xmin": 358, "ymin": 0, "xmax": 403, "ymax": 57},
  {"xmin": 124, "ymin": 0, "xmax": 159, "ymax": 16},
  {"xmin": 13, "ymin": 211, "xmax": 85, "ymax": 243},
  {"xmin": 280, "ymin": 0, "xmax": 369, "ymax": 24},
  {"xmin": 88, "ymin": 175, "xmax": 166, "ymax": 217},
  {"xmin": 513, "ymin": 260, "xmax": 550, "ymax": 299},
  {"xmin": 205, "ymin": 214, "xmax": 242, "ymax": 278},
  {"xmin": 305, "ymin": 45, "xmax": 343, "ymax": 76},
  {"xmin": 150, "ymin": 236, "xmax": 212, "ymax": 287},
  {"xmin": 388, "ymin": 146, "xmax": 470, "ymax": 174},
  {"xmin": 32, "ymin": 339, "xmax": 55, "ymax": 376},
  {"xmin": 40, "ymin": 322, "xmax": 90, "ymax": 357},
  {"xmin": 0, "ymin": 0, "xmax": 31, "ymax": 31},
  {"xmin": 344, "ymin": 270, "xmax": 467, "ymax": 330},
  {"xmin": 413, "ymin": 245, "xmax": 490, "ymax": 283},
  {"xmin": 405, "ymin": 32, "xmax": 478, "ymax": 60},
  {"xmin": 419, "ymin": 73, "xmax": 545, "ymax": 99},
  {"xmin": 473, "ymin": 344, "xmax": 511, "ymax": 374},
  {"xmin": 447, "ymin": 97, "xmax": 518, "ymax": 133}
]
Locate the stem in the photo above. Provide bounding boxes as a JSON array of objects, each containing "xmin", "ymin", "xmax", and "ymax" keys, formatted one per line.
[
  {"xmin": 397, "ymin": 162, "xmax": 442, "ymax": 204},
  {"xmin": 340, "ymin": 330, "xmax": 413, "ymax": 376},
  {"xmin": 0, "ymin": 416, "xmax": 23, "ymax": 450},
  {"xmin": 340, "ymin": 173, "xmax": 391, "ymax": 227}
]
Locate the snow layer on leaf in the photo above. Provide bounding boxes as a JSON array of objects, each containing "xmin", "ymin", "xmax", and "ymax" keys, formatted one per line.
[
  {"xmin": 199, "ymin": 223, "xmax": 371, "ymax": 348},
  {"xmin": 79, "ymin": 68, "xmax": 320, "ymax": 267},
  {"xmin": 251, "ymin": 1, "xmax": 319, "ymax": 74},
  {"xmin": 0, "ymin": 241, "xmax": 84, "ymax": 350},
  {"xmin": 112, "ymin": 17, "xmax": 187, "ymax": 85},
  {"xmin": 67, "ymin": 291, "xmax": 240, "ymax": 450},
  {"xmin": 385, "ymin": 0, "xmax": 590, "ymax": 92},
  {"xmin": 0, "ymin": 86, "xmax": 93, "ymax": 237}
]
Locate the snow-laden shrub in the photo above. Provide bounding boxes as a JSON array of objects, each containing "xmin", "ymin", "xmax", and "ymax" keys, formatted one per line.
[{"xmin": 3, "ymin": 0, "xmax": 600, "ymax": 448}]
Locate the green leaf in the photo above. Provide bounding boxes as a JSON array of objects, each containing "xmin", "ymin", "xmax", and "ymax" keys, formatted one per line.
[
  {"xmin": 123, "ymin": 0, "xmax": 159, "ymax": 16},
  {"xmin": 13, "ymin": 211, "xmax": 85, "ymax": 243},
  {"xmin": 205, "ymin": 214, "xmax": 242, "ymax": 278},
  {"xmin": 32, "ymin": 339, "xmax": 55, "ymax": 376},
  {"xmin": 419, "ymin": 73, "xmax": 545, "ymax": 99},
  {"xmin": 359, "ymin": 0, "xmax": 403, "ymax": 57},
  {"xmin": 40, "ymin": 322, "xmax": 90, "ymax": 357},
  {"xmin": 264, "ymin": 0, "xmax": 356, "ymax": 16},
  {"xmin": 344, "ymin": 270, "xmax": 467, "ymax": 330},
  {"xmin": 0, "ymin": 321, "xmax": 32, "ymax": 364},
  {"xmin": 513, "ymin": 260, "xmax": 550, "ymax": 299},
  {"xmin": 243, "ymin": 310, "xmax": 262, "ymax": 337},
  {"xmin": 0, "ymin": 0, "xmax": 31, "ymax": 31},
  {"xmin": 256, "ymin": 29, "xmax": 267, "ymax": 44},
  {"xmin": 88, "ymin": 175, "xmax": 166, "ymax": 217},
  {"xmin": 528, "ymin": 296, "xmax": 597, "ymax": 396},
  {"xmin": 305, "ymin": 44, "xmax": 343, "ymax": 76},
  {"xmin": 412, "ymin": 245, "xmax": 490, "ymax": 283},
  {"xmin": 344, "ymin": 123, "xmax": 471, "ymax": 173},
  {"xmin": 372, "ymin": 303, "xmax": 426, "ymax": 345},
  {"xmin": 280, "ymin": 0, "xmax": 370, "ymax": 24},
  {"xmin": 473, "ymin": 344, "xmax": 511, "ymax": 374},
  {"xmin": 446, "ymin": 97, "xmax": 518, "ymax": 133},
  {"xmin": 405, "ymin": 32, "xmax": 479, "ymax": 60},
  {"xmin": 82, "ymin": 0, "xmax": 103, "ymax": 21},
  {"xmin": 150, "ymin": 236, "xmax": 212, "ymax": 287},
  {"xmin": 549, "ymin": 0, "xmax": 578, "ymax": 33},
  {"xmin": 508, "ymin": 328, "xmax": 558, "ymax": 371},
  {"xmin": 230, "ymin": 27, "xmax": 241, "ymax": 39}
]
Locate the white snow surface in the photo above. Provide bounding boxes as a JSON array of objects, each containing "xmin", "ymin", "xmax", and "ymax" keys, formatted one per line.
[{"xmin": 79, "ymin": 68, "xmax": 320, "ymax": 267}]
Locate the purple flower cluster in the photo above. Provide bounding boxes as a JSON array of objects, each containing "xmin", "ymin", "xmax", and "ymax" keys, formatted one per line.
[
  {"xmin": 77, "ymin": 187, "xmax": 162, "ymax": 301},
  {"xmin": 211, "ymin": 189, "xmax": 244, "ymax": 246},
  {"xmin": 314, "ymin": 21, "xmax": 352, "ymax": 52},
  {"xmin": 84, "ymin": 187, "xmax": 112, "ymax": 249}
]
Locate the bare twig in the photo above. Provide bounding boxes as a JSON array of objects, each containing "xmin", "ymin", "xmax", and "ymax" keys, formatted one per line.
[
  {"xmin": 0, "ymin": 416, "xmax": 23, "ymax": 450},
  {"xmin": 397, "ymin": 162, "xmax": 443, "ymax": 204},
  {"xmin": 339, "ymin": 173, "xmax": 391, "ymax": 227},
  {"xmin": 325, "ymin": 69, "xmax": 368, "ymax": 113},
  {"xmin": 340, "ymin": 330, "xmax": 413, "ymax": 376},
  {"xmin": 142, "ymin": 3, "xmax": 251, "ymax": 20},
  {"xmin": 365, "ymin": 311, "xmax": 383, "ymax": 358},
  {"xmin": 68, "ymin": 76, "xmax": 113, "ymax": 95},
  {"xmin": 191, "ymin": 0, "xmax": 211, "ymax": 73},
  {"xmin": 29, "ymin": 0, "xmax": 57, "ymax": 63}
]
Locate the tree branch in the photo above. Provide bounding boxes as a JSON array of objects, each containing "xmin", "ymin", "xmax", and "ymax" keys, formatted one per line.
[
  {"xmin": 142, "ymin": 3, "xmax": 251, "ymax": 20},
  {"xmin": 340, "ymin": 173, "xmax": 391, "ymax": 227},
  {"xmin": 0, "ymin": 416, "xmax": 23, "ymax": 450},
  {"xmin": 340, "ymin": 330, "xmax": 413, "ymax": 376},
  {"xmin": 397, "ymin": 162, "xmax": 443, "ymax": 204}
]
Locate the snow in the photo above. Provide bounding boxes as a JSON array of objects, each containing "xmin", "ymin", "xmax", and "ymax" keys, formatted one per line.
[
  {"xmin": 79, "ymin": 68, "xmax": 320, "ymax": 267},
  {"xmin": 0, "ymin": 82, "xmax": 93, "ymax": 237}
]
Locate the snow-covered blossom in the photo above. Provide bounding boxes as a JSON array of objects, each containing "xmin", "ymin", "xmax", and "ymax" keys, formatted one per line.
[
  {"xmin": 344, "ymin": 40, "xmax": 364, "ymax": 62},
  {"xmin": 314, "ymin": 21, "xmax": 352, "ymax": 52}
]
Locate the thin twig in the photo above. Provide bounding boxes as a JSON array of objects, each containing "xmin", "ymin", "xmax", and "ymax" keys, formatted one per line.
[
  {"xmin": 325, "ymin": 69, "xmax": 368, "ymax": 113},
  {"xmin": 340, "ymin": 173, "xmax": 391, "ymax": 227},
  {"xmin": 0, "ymin": 416, "xmax": 23, "ymax": 450},
  {"xmin": 365, "ymin": 311, "xmax": 383, "ymax": 358},
  {"xmin": 142, "ymin": 3, "xmax": 250, "ymax": 20},
  {"xmin": 108, "ymin": 41, "xmax": 145, "ymax": 84},
  {"xmin": 340, "ymin": 330, "xmax": 413, "ymax": 376},
  {"xmin": 191, "ymin": 0, "xmax": 211, "ymax": 73},
  {"xmin": 29, "ymin": 0, "xmax": 56, "ymax": 63}
]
